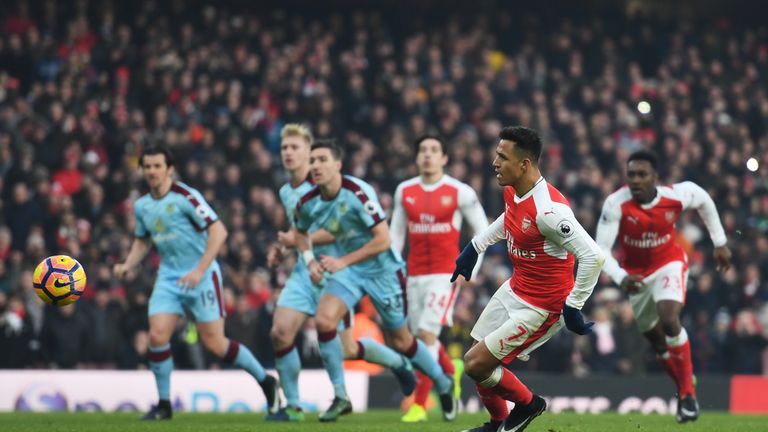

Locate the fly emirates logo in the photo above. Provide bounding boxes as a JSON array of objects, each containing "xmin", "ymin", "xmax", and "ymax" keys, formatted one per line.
[
  {"xmin": 506, "ymin": 231, "xmax": 537, "ymax": 259},
  {"xmin": 623, "ymin": 231, "xmax": 671, "ymax": 248},
  {"xmin": 408, "ymin": 214, "xmax": 452, "ymax": 234}
]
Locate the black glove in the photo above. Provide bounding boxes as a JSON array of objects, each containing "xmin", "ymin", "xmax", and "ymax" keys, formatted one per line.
[
  {"xmin": 562, "ymin": 304, "xmax": 594, "ymax": 335},
  {"xmin": 451, "ymin": 242, "xmax": 479, "ymax": 282}
]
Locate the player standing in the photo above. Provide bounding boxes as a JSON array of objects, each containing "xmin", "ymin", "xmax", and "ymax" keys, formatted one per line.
[
  {"xmin": 266, "ymin": 125, "xmax": 415, "ymax": 422},
  {"xmin": 114, "ymin": 146, "xmax": 279, "ymax": 420},
  {"xmin": 595, "ymin": 150, "xmax": 731, "ymax": 423},
  {"xmin": 294, "ymin": 140, "xmax": 459, "ymax": 422},
  {"xmin": 453, "ymin": 127, "xmax": 604, "ymax": 432},
  {"xmin": 390, "ymin": 135, "xmax": 489, "ymax": 422}
]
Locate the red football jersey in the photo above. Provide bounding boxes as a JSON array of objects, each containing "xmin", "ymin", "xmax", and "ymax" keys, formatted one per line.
[
  {"xmin": 391, "ymin": 175, "xmax": 487, "ymax": 276},
  {"xmin": 502, "ymin": 181, "xmax": 575, "ymax": 312},
  {"xmin": 596, "ymin": 182, "xmax": 727, "ymax": 283}
]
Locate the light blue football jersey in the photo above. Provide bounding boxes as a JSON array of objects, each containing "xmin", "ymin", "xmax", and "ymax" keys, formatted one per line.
[
  {"xmin": 295, "ymin": 175, "xmax": 404, "ymax": 275},
  {"xmin": 279, "ymin": 178, "xmax": 335, "ymax": 258},
  {"xmin": 134, "ymin": 181, "xmax": 219, "ymax": 274}
]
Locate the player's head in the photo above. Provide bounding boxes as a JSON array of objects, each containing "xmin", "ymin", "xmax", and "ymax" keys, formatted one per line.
[
  {"xmin": 310, "ymin": 139, "xmax": 344, "ymax": 186},
  {"xmin": 493, "ymin": 126, "xmax": 542, "ymax": 186},
  {"xmin": 626, "ymin": 149, "xmax": 659, "ymax": 203},
  {"xmin": 140, "ymin": 145, "xmax": 175, "ymax": 189},
  {"xmin": 415, "ymin": 135, "xmax": 448, "ymax": 177},
  {"xmin": 280, "ymin": 123, "xmax": 313, "ymax": 172}
]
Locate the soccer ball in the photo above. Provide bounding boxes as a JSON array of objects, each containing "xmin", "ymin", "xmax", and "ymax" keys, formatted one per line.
[{"xmin": 32, "ymin": 255, "xmax": 87, "ymax": 305}]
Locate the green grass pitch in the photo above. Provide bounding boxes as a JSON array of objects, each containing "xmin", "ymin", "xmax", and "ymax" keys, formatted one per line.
[{"xmin": 1, "ymin": 411, "xmax": 767, "ymax": 431}]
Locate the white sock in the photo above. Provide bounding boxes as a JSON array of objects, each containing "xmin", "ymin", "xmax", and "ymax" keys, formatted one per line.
[
  {"xmin": 478, "ymin": 366, "xmax": 503, "ymax": 388},
  {"xmin": 665, "ymin": 328, "xmax": 688, "ymax": 348}
]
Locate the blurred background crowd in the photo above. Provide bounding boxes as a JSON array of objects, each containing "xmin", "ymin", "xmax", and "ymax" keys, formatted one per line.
[{"xmin": 0, "ymin": 0, "xmax": 766, "ymax": 378}]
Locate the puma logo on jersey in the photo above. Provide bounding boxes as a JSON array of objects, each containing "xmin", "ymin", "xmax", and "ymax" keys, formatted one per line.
[
  {"xmin": 405, "ymin": 196, "xmax": 416, "ymax": 205},
  {"xmin": 627, "ymin": 216, "xmax": 639, "ymax": 225}
]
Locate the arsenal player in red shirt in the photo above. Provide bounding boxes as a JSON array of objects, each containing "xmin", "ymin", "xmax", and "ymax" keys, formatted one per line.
[
  {"xmin": 390, "ymin": 135, "xmax": 489, "ymax": 423},
  {"xmin": 596, "ymin": 150, "xmax": 731, "ymax": 423},
  {"xmin": 453, "ymin": 127, "xmax": 605, "ymax": 432}
]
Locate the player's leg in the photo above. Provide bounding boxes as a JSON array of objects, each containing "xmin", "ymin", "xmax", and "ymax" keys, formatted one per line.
[
  {"xmin": 314, "ymin": 278, "xmax": 360, "ymax": 421},
  {"xmin": 648, "ymin": 262, "xmax": 698, "ymax": 422},
  {"xmin": 629, "ymin": 276, "xmax": 676, "ymax": 378},
  {"xmin": 368, "ymin": 269, "xmax": 457, "ymax": 420},
  {"xmin": 268, "ymin": 306, "xmax": 309, "ymax": 420},
  {"xmin": 657, "ymin": 299, "xmax": 698, "ymax": 422},
  {"xmin": 402, "ymin": 277, "xmax": 430, "ymax": 422},
  {"xmin": 339, "ymin": 322, "xmax": 416, "ymax": 397},
  {"xmin": 143, "ymin": 277, "xmax": 186, "ymax": 420},
  {"xmin": 144, "ymin": 312, "xmax": 179, "ymax": 420},
  {"xmin": 191, "ymin": 270, "xmax": 280, "ymax": 414},
  {"xmin": 197, "ymin": 318, "xmax": 280, "ymax": 414},
  {"xmin": 463, "ymin": 288, "xmax": 553, "ymax": 432},
  {"xmin": 268, "ymin": 268, "xmax": 317, "ymax": 421},
  {"xmin": 386, "ymin": 324, "xmax": 458, "ymax": 420},
  {"xmin": 414, "ymin": 276, "xmax": 460, "ymax": 410}
]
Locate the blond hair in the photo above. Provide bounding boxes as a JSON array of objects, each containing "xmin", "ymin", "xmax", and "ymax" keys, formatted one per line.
[{"xmin": 280, "ymin": 124, "xmax": 313, "ymax": 145}]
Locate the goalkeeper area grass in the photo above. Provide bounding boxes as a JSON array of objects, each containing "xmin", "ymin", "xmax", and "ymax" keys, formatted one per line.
[{"xmin": 2, "ymin": 411, "xmax": 767, "ymax": 431}]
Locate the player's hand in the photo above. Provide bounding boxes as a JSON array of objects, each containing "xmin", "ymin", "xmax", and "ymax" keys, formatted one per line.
[
  {"xmin": 619, "ymin": 274, "xmax": 645, "ymax": 294},
  {"xmin": 277, "ymin": 230, "xmax": 296, "ymax": 248},
  {"xmin": 319, "ymin": 255, "xmax": 346, "ymax": 273},
  {"xmin": 308, "ymin": 260, "xmax": 325, "ymax": 284},
  {"xmin": 178, "ymin": 268, "xmax": 204, "ymax": 289},
  {"xmin": 713, "ymin": 246, "xmax": 732, "ymax": 272},
  {"xmin": 562, "ymin": 304, "xmax": 594, "ymax": 335},
  {"xmin": 113, "ymin": 263, "xmax": 130, "ymax": 279},
  {"xmin": 451, "ymin": 242, "xmax": 479, "ymax": 282},
  {"xmin": 267, "ymin": 243, "xmax": 285, "ymax": 268}
]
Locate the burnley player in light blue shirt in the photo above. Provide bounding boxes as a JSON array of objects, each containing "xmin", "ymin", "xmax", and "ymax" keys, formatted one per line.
[
  {"xmin": 267, "ymin": 125, "xmax": 414, "ymax": 422},
  {"xmin": 294, "ymin": 140, "xmax": 458, "ymax": 422},
  {"xmin": 114, "ymin": 146, "xmax": 279, "ymax": 420}
]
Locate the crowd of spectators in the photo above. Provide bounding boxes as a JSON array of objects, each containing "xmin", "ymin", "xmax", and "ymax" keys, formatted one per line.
[{"xmin": 1, "ymin": 0, "xmax": 767, "ymax": 377}]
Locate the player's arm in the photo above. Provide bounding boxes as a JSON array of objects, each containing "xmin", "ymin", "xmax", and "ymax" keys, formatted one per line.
[
  {"xmin": 115, "ymin": 204, "xmax": 153, "ymax": 278},
  {"xmin": 175, "ymin": 190, "xmax": 226, "ymax": 288},
  {"xmin": 177, "ymin": 220, "xmax": 228, "ymax": 289},
  {"xmin": 595, "ymin": 198, "xmax": 632, "ymax": 286},
  {"xmin": 539, "ymin": 206, "xmax": 605, "ymax": 310},
  {"xmin": 675, "ymin": 181, "xmax": 731, "ymax": 271},
  {"xmin": 114, "ymin": 237, "xmax": 152, "ymax": 278},
  {"xmin": 389, "ymin": 184, "xmax": 407, "ymax": 254},
  {"xmin": 470, "ymin": 212, "xmax": 505, "ymax": 253},
  {"xmin": 451, "ymin": 212, "xmax": 504, "ymax": 282},
  {"xmin": 294, "ymin": 226, "xmax": 326, "ymax": 284},
  {"xmin": 458, "ymin": 184, "xmax": 490, "ymax": 279},
  {"xmin": 277, "ymin": 228, "xmax": 335, "ymax": 248},
  {"xmin": 198, "ymin": 220, "xmax": 228, "ymax": 272},
  {"xmin": 293, "ymin": 201, "xmax": 326, "ymax": 283}
]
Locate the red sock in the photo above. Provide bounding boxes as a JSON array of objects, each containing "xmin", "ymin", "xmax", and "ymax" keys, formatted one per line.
[
  {"xmin": 490, "ymin": 369, "xmax": 533, "ymax": 405},
  {"xmin": 476, "ymin": 384, "xmax": 509, "ymax": 421},
  {"xmin": 414, "ymin": 370, "xmax": 432, "ymax": 407},
  {"xmin": 438, "ymin": 344, "xmax": 455, "ymax": 375},
  {"xmin": 656, "ymin": 353, "xmax": 678, "ymax": 384},
  {"xmin": 668, "ymin": 341, "xmax": 696, "ymax": 397}
]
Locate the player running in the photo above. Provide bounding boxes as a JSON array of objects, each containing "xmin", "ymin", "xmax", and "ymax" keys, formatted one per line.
[
  {"xmin": 390, "ymin": 135, "xmax": 489, "ymax": 423},
  {"xmin": 595, "ymin": 149, "xmax": 731, "ymax": 423},
  {"xmin": 114, "ymin": 146, "xmax": 279, "ymax": 420},
  {"xmin": 452, "ymin": 126, "xmax": 604, "ymax": 432},
  {"xmin": 293, "ymin": 139, "xmax": 459, "ymax": 422},
  {"xmin": 266, "ymin": 125, "xmax": 415, "ymax": 422}
]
